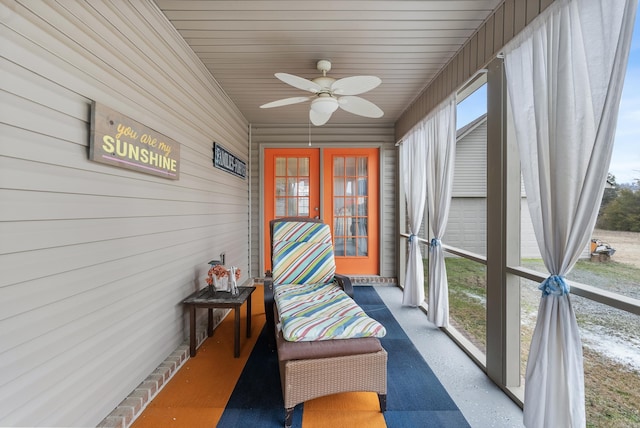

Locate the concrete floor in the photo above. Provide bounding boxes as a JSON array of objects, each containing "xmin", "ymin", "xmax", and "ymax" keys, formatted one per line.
[{"xmin": 374, "ymin": 285, "xmax": 525, "ymax": 428}]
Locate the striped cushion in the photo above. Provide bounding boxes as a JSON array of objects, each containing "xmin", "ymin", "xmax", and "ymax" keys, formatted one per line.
[
  {"xmin": 272, "ymin": 241, "xmax": 336, "ymax": 285},
  {"xmin": 273, "ymin": 221, "xmax": 332, "ymax": 245},
  {"xmin": 270, "ymin": 221, "xmax": 385, "ymax": 341},
  {"xmin": 272, "ymin": 222, "xmax": 335, "ymax": 286},
  {"xmin": 281, "ymin": 314, "xmax": 387, "ymax": 342},
  {"xmin": 274, "ymin": 282, "xmax": 342, "ymax": 302},
  {"xmin": 275, "ymin": 282, "xmax": 386, "ymax": 342}
]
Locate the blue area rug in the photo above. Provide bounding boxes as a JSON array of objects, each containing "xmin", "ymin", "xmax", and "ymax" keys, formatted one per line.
[{"xmin": 217, "ymin": 286, "xmax": 469, "ymax": 427}]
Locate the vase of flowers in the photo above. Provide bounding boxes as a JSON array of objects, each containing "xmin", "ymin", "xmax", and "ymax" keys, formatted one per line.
[{"xmin": 206, "ymin": 261, "xmax": 241, "ymax": 295}]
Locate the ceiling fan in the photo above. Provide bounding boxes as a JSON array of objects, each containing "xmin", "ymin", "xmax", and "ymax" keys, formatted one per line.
[{"xmin": 260, "ymin": 59, "xmax": 383, "ymax": 126}]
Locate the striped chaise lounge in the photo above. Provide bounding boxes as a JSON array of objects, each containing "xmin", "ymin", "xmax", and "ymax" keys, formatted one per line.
[{"xmin": 264, "ymin": 217, "xmax": 387, "ymax": 428}]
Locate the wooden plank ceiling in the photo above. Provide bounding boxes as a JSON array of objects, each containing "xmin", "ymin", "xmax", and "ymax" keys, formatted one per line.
[{"xmin": 155, "ymin": 0, "xmax": 502, "ymax": 127}]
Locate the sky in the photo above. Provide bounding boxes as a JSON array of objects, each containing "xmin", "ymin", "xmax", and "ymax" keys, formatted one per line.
[
  {"xmin": 457, "ymin": 6, "xmax": 640, "ymax": 185},
  {"xmin": 612, "ymin": 6, "xmax": 640, "ymax": 184}
]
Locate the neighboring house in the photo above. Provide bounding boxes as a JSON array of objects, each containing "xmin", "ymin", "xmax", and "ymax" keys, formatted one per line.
[
  {"xmin": 444, "ymin": 114, "xmax": 493, "ymax": 255},
  {"xmin": 444, "ymin": 113, "xmax": 590, "ymax": 259}
]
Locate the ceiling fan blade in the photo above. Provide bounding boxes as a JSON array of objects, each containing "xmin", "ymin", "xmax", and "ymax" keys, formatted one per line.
[
  {"xmin": 338, "ymin": 96, "xmax": 384, "ymax": 118},
  {"xmin": 260, "ymin": 96, "xmax": 311, "ymax": 108},
  {"xmin": 309, "ymin": 109, "xmax": 332, "ymax": 126},
  {"xmin": 275, "ymin": 73, "xmax": 322, "ymax": 93},
  {"xmin": 331, "ymin": 76, "xmax": 381, "ymax": 95}
]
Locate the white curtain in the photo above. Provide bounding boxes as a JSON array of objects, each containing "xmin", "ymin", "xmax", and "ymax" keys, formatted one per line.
[
  {"xmin": 503, "ymin": 0, "xmax": 637, "ymax": 427},
  {"xmin": 425, "ymin": 96, "xmax": 457, "ymax": 327},
  {"xmin": 400, "ymin": 121, "xmax": 427, "ymax": 306}
]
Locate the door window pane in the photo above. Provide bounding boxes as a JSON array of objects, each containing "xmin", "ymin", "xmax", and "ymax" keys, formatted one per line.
[
  {"xmin": 287, "ymin": 178, "xmax": 298, "ymax": 196},
  {"xmin": 276, "ymin": 158, "xmax": 286, "ymax": 176},
  {"xmin": 275, "ymin": 197, "xmax": 285, "ymax": 216},
  {"xmin": 346, "ymin": 157, "xmax": 356, "ymax": 175},
  {"xmin": 299, "ymin": 158, "xmax": 309, "ymax": 176},
  {"xmin": 287, "ymin": 199, "xmax": 297, "ymax": 216},
  {"xmin": 287, "ymin": 158, "xmax": 297, "ymax": 175},
  {"xmin": 332, "ymin": 156, "xmax": 369, "ymax": 257},
  {"xmin": 357, "ymin": 198, "xmax": 368, "ymax": 216},
  {"xmin": 334, "ymin": 215, "xmax": 348, "ymax": 256},
  {"xmin": 334, "ymin": 157, "xmax": 344, "ymax": 176},
  {"xmin": 274, "ymin": 156, "xmax": 311, "ymax": 220},
  {"xmin": 298, "ymin": 197, "xmax": 309, "ymax": 216},
  {"xmin": 346, "ymin": 178, "xmax": 357, "ymax": 196},
  {"xmin": 357, "ymin": 157, "xmax": 368, "ymax": 177},
  {"xmin": 298, "ymin": 178, "xmax": 309, "ymax": 196},
  {"xmin": 357, "ymin": 178, "xmax": 368, "ymax": 196},
  {"xmin": 275, "ymin": 178, "xmax": 286, "ymax": 196},
  {"xmin": 333, "ymin": 177, "xmax": 345, "ymax": 196}
]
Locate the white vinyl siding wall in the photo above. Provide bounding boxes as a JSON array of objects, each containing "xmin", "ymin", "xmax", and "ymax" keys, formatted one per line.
[
  {"xmin": 1, "ymin": 1, "xmax": 248, "ymax": 426},
  {"xmin": 452, "ymin": 120, "xmax": 487, "ymax": 197},
  {"xmin": 249, "ymin": 124, "xmax": 397, "ymax": 278},
  {"xmin": 446, "ymin": 198, "xmax": 488, "ymax": 256},
  {"xmin": 446, "ymin": 119, "xmax": 488, "ymax": 256},
  {"xmin": 445, "ymin": 117, "xmax": 572, "ymax": 259}
]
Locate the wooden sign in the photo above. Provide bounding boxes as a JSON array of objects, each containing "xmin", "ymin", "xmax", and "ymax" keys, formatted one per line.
[
  {"xmin": 90, "ymin": 102, "xmax": 180, "ymax": 179},
  {"xmin": 213, "ymin": 142, "xmax": 246, "ymax": 179}
]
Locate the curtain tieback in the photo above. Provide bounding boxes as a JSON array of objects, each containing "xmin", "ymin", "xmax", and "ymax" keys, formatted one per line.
[
  {"xmin": 430, "ymin": 238, "xmax": 440, "ymax": 248},
  {"xmin": 408, "ymin": 234, "xmax": 416, "ymax": 243},
  {"xmin": 539, "ymin": 275, "xmax": 570, "ymax": 296}
]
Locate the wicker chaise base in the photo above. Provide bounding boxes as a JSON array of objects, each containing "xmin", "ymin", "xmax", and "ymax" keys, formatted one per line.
[{"xmin": 280, "ymin": 349, "xmax": 388, "ymax": 428}]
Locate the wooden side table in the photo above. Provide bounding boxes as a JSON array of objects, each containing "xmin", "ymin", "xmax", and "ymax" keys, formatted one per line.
[{"xmin": 182, "ymin": 286, "xmax": 256, "ymax": 358}]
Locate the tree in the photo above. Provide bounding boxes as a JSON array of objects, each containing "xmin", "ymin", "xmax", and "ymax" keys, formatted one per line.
[{"xmin": 597, "ymin": 182, "xmax": 640, "ymax": 232}]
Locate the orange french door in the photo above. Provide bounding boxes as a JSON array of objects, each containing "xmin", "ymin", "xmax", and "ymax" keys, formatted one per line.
[
  {"xmin": 323, "ymin": 148, "xmax": 379, "ymax": 274},
  {"xmin": 263, "ymin": 147, "xmax": 379, "ymax": 275},
  {"xmin": 264, "ymin": 148, "xmax": 320, "ymax": 272}
]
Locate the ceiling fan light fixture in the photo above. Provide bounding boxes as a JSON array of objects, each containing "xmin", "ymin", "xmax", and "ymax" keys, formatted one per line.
[
  {"xmin": 310, "ymin": 97, "xmax": 339, "ymax": 115},
  {"xmin": 263, "ymin": 60, "xmax": 383, "ymax": 125}
]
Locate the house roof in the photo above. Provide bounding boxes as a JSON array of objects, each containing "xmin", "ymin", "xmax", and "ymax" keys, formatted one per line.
[{"xmin": 457, "ymin": 113, "xmax": 487, "ymax": 140}]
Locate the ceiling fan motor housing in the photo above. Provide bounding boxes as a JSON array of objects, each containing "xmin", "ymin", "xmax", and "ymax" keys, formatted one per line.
[
  {"xmin": 316, "ymin": 59, "xmax": 332, "ymax": 74},
  {"xmin": 312, "ymin": 76, "xmax": 336, "ymax": 92}
]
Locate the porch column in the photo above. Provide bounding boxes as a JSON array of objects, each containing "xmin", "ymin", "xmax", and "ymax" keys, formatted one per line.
[{"xmin": 486, "ymin": 56, "xmax": 521, "ymax": 388}]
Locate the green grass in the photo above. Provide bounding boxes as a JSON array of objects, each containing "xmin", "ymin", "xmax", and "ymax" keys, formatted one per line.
[
  {"xmin": 442, "ymin": 257, "xmax": 487, "ymax": 351},
  {"xmin": 584, "ymin": 349, "xmax": 640, "ymax": 428}
]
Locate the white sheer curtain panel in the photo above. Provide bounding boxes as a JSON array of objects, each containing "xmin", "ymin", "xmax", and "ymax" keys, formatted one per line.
[
  {"xmin": 425, "ymin": 96, "xmax": 456, "ymax": 327},
  {"xmin": 503, "ymin": 0, "xmax": 637, "ymax": 427},
  {"xmin": 400, "ymin": 121, "xmax": 427, "ymax": 306}
]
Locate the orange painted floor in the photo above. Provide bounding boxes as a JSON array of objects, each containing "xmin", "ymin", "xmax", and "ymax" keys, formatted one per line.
[{"xmin": 132, "ymin": 285, "xmax": 385, "ymax": 428}]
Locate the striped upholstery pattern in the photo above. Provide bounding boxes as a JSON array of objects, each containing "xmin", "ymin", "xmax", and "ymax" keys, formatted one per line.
[
  {"xmin": 272, "ymin": 222, "xmax": 335, "ymax": 286},
  {"xmin": 273, "ymin": 221, "xmax": 332, "ymax": 245},
  {"xmin": 275, "ymin": 282, "xmax": 386, "ymax": 342},
  {"xmin": 271, "ymin": 220, "xmax": 385, "ymax": 342},
  {"xmin": 274, "ymin": 282, "xmax": 342, "ymax": 302}
]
